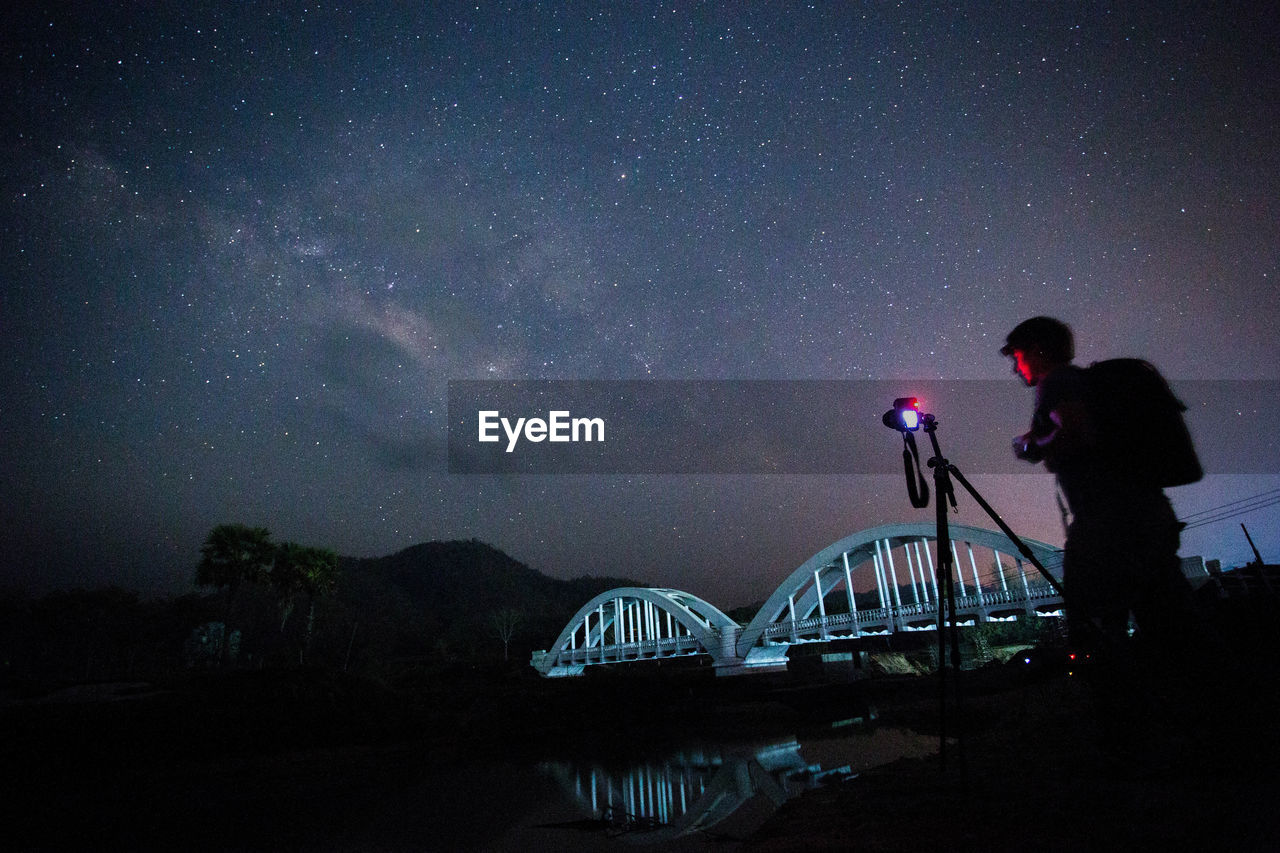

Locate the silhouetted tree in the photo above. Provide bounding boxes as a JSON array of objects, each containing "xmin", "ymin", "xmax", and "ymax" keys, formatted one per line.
[
  {"xmin": 488, "ymin": 608, "xmax": 522, "ymax": 661},
  {"xmin": 196, "ymin": 524, "xmax": 274, "ymax": 663},
  {"xmin": 272, "ymin": 542, "xmax": 339, "ymax": 663},
  {"xmin": 271, "ymin": 542, "xmax": 307, "ymax": 634}
]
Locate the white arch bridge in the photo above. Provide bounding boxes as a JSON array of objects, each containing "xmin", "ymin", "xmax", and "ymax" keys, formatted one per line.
[{"xmin": 532, "ymin": 522, "xmax": 1063, "ymax": 677}]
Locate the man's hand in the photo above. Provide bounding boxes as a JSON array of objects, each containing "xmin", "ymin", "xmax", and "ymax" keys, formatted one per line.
[{"xmin": 1013, "ymin": 432, "xmax": 1045, "ymax": 462}]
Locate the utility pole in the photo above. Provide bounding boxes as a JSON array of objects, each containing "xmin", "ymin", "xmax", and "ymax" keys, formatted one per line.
[{"xmin": 1242, "ymin": 524, "xmax": 1264, "ymax": 566}]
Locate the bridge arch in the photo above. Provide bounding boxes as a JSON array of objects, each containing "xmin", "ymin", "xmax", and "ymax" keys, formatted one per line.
[
  {"xmin": 533, "ymin": 522, "xmax": 1063, "ymax": 677},
  {"xmin": 533, "ymin": 586, "xmax": 740, "ymax": 677},
  {"xmin": 736, "ymin": 521, "xmax": 1062, "ymax": 659}
]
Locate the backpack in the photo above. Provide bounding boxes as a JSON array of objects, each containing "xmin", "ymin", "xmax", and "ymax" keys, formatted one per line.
[{"xmin": 1084, "ymin": 358, "xmax": 1203, "ymax": 488}]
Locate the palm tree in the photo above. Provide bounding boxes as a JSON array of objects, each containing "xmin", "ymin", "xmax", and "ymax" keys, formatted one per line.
[
  {"xmin": 271, "ymin": 542, "xmax": 308, "ymax": 634},
  {"xmin": 271, "ymin": 543, "xmax": 339, "ymax": 663},
  {"xmin": 196, "ymin": 524, "xmax": 274, "ymax": 663},
  {"xmin": 300, "ymin": 548, "xmax": 339, "ymax": 662}
]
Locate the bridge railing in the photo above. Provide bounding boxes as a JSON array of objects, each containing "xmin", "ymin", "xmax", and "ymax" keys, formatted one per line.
[
  {"xmin": 554, "ymin": 633, "xmax": 706, "ymax": 665},
  {"xmin": 756, "ymin": 582, "xmax": 1064, "ymax": 642}
]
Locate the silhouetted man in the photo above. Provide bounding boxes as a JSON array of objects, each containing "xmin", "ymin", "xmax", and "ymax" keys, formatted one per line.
[
  {"xmin": 1002, "ymin": 316, "xmax": 1195, "ymax": 653},
  {"xmin": 1002, "ymin": 316, "xmax": 1214, "ymax": 768}
]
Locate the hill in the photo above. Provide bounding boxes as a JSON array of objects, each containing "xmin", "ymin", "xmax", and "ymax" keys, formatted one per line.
[
  {"xmin": 321, "ymin": 539, "xmax": 647, "ymax": 672},
  {"xmin": 343, "ymin": 538, "xmax": 642, "ymax": 617}
]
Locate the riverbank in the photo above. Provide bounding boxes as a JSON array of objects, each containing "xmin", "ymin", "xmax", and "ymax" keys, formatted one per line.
[
  {"xmin": 5, "ymin": 659, "xmax": 1278, "ymax": 850},
  {"xmin": 1, "ymin": 665, "xmax": 868, "ymax": 850},
  {"xmin": 748, "ymin": 668, "xmax": 1280, "ymax": 851}
]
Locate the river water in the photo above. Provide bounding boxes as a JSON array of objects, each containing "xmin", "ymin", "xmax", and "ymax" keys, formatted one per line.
[{"xmin": 337, "ymin": 716, "xmax": 938, "ymax": 852}]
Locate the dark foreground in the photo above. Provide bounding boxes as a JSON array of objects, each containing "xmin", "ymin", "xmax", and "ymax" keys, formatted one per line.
[
  {"xmin": 4, "ymin": 648, "xmax": 1280, "ymax": 851},
  {"xmin": 748, "ymin": 671, "xmax": 1280, "ymax": 851}
]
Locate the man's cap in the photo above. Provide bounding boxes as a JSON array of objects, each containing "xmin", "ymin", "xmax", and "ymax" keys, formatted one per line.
[{"xmin": 1000, "ymin": 316, "xmax": 1074, "ymax": 360}]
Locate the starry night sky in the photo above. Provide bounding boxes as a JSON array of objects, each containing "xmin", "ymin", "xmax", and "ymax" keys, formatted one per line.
[{"xmin": 3, "ymin": 2, "xmax": 1277, "ymax": 608}]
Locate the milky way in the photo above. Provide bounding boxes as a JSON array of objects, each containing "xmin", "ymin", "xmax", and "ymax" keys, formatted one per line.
[{"xmin": 2, "ymin": 2, "xmax": 1277, "ymax": 605}]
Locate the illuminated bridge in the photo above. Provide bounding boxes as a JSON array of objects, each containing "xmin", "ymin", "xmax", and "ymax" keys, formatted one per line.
[{"xmin": 532, "ymin": 522, "xmax": 1063, "ymax": 677}]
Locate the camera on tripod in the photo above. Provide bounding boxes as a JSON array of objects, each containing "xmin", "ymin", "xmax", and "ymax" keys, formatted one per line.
[
  {"xmin": 882, "ymin": 397, "xmax": 942, "ymax": 435},
  {"xmin": 878, "ymin": 392, "xmax": 1064, "ymax": 772},
  {"xmin": 882, "ymin": 397, "xmax": 922, "ymax": 432}
]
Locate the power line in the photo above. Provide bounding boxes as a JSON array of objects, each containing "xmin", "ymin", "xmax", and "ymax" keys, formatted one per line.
[
  {"xmin": 1179, "ymin": 487, "xmax": 1280, "ymax": 522},
  {"xmin": 1181, "ymin": 495, "xmax": 1280, "ymax": 530},
  {"xmin": 1181, "ymin": 488, "xmax": 1280, "ymax": 532}
]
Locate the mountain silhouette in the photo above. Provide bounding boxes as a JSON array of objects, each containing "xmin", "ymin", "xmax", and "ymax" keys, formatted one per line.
[{"xmin": 330, "ymin": 539, "xmax": 647, "ymax": 667}]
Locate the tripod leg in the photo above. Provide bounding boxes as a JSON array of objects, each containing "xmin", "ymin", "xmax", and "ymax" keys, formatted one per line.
[
  {"xmin": 936, "ymin": 559, "xmax": 947, "ymax": 770},
  {"xmin": 947, "ymin": 462, "xmax": 1064, "ymax": 596},
  {"xmin": 933, "ymin": 457, "xmax": 956, "ymax": 773},
  {"xmin": 946, "ymin": 561, "xmax": 967, "ymax": 774}
]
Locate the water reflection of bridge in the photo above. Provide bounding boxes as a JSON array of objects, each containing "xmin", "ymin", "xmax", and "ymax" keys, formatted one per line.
[
  {"xmin": 533, "ymin": 522, "xmax": 1062, "ymax": 677},
  {"xmin": 539, "ymin": 737, "xmax": 857, "ymax": 843}
]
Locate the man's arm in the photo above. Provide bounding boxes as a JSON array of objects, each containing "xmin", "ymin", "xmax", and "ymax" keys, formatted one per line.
[{"xmin": 1015, "ymin": 396, "xmax": 1094, "ymax": 467}]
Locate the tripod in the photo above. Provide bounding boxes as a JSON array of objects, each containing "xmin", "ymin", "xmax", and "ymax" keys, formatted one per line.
[{"xmin": 894, "ymin": 409, "xmax": 1064, "ymax": 773}]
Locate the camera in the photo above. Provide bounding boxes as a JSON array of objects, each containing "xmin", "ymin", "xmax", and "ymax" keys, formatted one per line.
[{"xmin": 882, "ymin": 397, "xmax": 922, "ymax": 432}]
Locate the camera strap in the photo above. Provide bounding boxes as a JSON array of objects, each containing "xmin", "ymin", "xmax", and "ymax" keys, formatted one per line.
[{"xmin": 902, "ymin": 432, "xmax": 930, "ymax": 508}]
